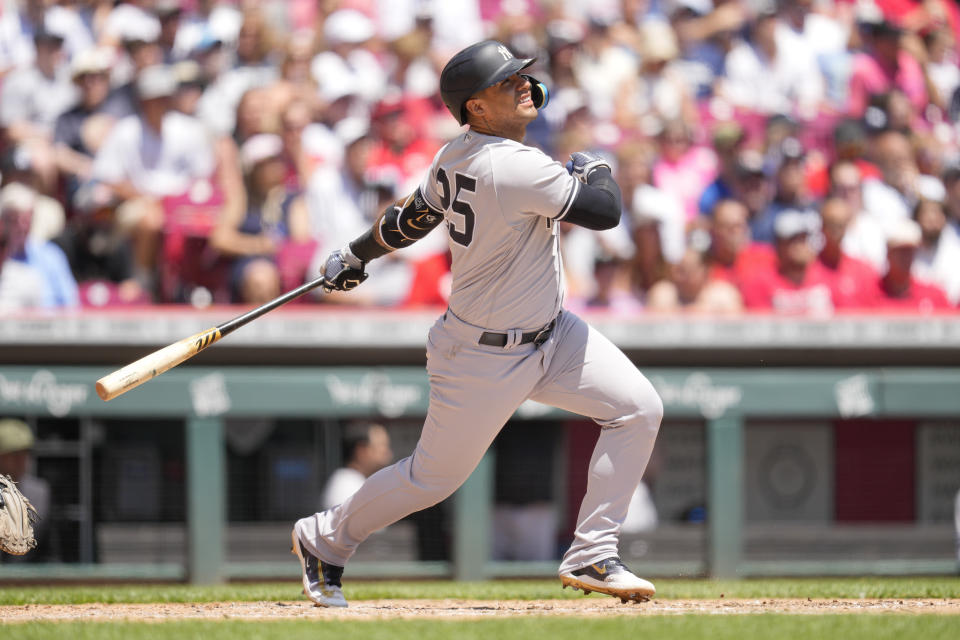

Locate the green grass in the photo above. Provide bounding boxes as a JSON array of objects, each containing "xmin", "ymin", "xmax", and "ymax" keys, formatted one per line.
[
  {"xmin": 1, "ymin": 577, "xmax": 959, "ymax": 606},
  {"xmin": 3, "ymin": 616, "xmax": 960, "ymax": 640}
]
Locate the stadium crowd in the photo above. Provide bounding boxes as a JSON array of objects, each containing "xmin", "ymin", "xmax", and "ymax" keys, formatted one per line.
[{"xmin": 1, "ymin": 0, "xmax": 960, "ymax": 315}]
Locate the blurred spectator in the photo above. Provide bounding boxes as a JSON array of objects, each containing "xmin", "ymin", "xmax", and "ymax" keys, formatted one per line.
[
  {"xmin": 0, "ymin": 186, "xmax": 46, "ymax": 312},
  {"xmin": 0, "ymin": 28, "xmax": 76, "ymax": 195},
  {"xmin": 0, "ymin": 183, "xmax": 78, "ymax": 311},
  {"xmin": 847, "ymin": 17, "xmax": 927, "ymax": 118},
  {"xmin": 862, "ymin": 128, "xmax": 919, "ymax": 229},
  {"xmin": 306, "ymin": 118, "xmax": 428, "ymax": 306},
  {"xmin": 619, "ymin": 139, "xmax": 684, "ymax": 261},
  {"xmin": 322, "ymin": 421, "xmax": 393, "ymax": 510},
  {"xmin": 720, "ymin": 2, "xmax": 825, "ymax": 119},
  {"xmin": 652, "ymin": 118, "xmax": 718, "ymax": 222},
  {"xmin": 829, "ymin": 158, "xmax": 888, "ymax": 271},
  {"xmin": 367, "ymin": 91, "xmax": 441, "ymax": 195},
  {"xmin": 866, "ymin": 217, "xmax": 952, "ymax": 311},
  {"xmin": 154, "ymin": 0, "xmax": 183, "ymax": 64},
  {"xmin": 615, "ymin": 19, "xmax": 696, "ymax": 134},
  {"xmin": 911, "ymin": 194, "xmax": 960, "ymax": 304},
  {"xmin": 751, "ymin": 137, "xmax": 817, "ymax": 243},
  {"xmin": 278, "ymin": 98, "xmax": 317, "ymax": 190},
  {"xmin": 197, "ymin": 8, "xmax": 279, "ymax": 138},
  {"xmin": 739, "ymin": 209, "xmax": 834, "ymax": 315},
  {"xmin": 776, "ymin": 0, "xmax": 851, "ymax": 109},
  {"xmin": 171, "ymin": 60, "xmax": 206, "ymax": 117},
  {"xmin": 0, "ymin": 419, "xmax": 50, "ymax": 560},
  {"xmin": 89, "ymin": 64, "xmax": 216, "ymax": 294},
  {"xmin": 173, "ymin": 0, "xmax": 244, "ymax": 61},
  {"xmin": 646, "ymin": 246, "xmax": 744, "ymax": 314},
  {"xmin": 53, "ymin": 47, "xmax": 132, "ymax": 205},
  {"xmin": 729, "ymin": 148, "xmax": 775, "ymax": 229},
  {"xmin": 698, "ymin": 120, "xmax": 747, "ymax": 215},
  {"xmin": 311, "ymin": 9, "xmax": 386, "ymax": 108},
  {"xmin": 571, "ymin": 14, "xmax": 638, "ymax": 122},
  {"xmin": 265, "ymin": 29, "xmax": 319, "ymax": 125},
  {"xmin": 703, "ymin": 198, "xmax": 775, "ymax": 285},
  {"xmin": 103, "ymin": 2, "xmax": 164, "ymax": 113},
  {"xmin": 628, "ymin": 194, "xmax": 671, "ymax": 302},
  {"xmin": 943, "ymin": 165, "xmax": 960, "ymax": 229},
  {"xmin": 669, "ymin": 0, "xmax": 747, "ymax": 100},
  {"xmin": 210, "ymin": 133, "xmax": 311, "ymax": 304},
  {"xmin": 816, "ymin": 196, "xmax": 879, "ymax": 309}
]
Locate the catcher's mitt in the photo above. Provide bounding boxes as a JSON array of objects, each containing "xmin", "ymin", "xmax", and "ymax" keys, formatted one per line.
[{"xmin": 0, "ymin": 474, "xmax": 39, "ymax": 555}]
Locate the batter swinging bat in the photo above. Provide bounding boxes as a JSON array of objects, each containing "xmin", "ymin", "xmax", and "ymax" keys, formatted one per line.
[{"xmin": 95, "ymin": 275, "xmax": 328, "ymax": 401}]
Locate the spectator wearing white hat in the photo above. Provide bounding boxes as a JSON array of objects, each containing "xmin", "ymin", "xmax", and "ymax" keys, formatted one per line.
[
  {"xmin": 0, "ymin": 182, "xmax": 78, "ymax": 310},
  {"xmin": 866, "ymin": 217, "xmax": 952, "ymax": 312},
  {"xmin": 311, "ymin": 9, "xmax": 387, "ymax": 108},
  {"xmin": 53, "ymin": 48, "xmax": 132, "ymax": 199},
  {"xmin": 90, "ymin": 64, "xmax": 216, "ymax": 294},
  {"xmin": 210, "ymin": 133, "xmax": 311, "ymax": 304},
  {"xmin": 738, "ymin": 209, "xmax": 835, "ymax": 315}
]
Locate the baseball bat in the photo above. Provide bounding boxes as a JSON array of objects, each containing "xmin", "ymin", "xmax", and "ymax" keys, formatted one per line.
[{"xmin": 95, "ymin": 275, "xmax": 328, "ymax": 401}]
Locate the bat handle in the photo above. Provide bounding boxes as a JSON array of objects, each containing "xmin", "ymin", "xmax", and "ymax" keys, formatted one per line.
[{"xmin": 95, "ymin": 327, "xmax": 221, "ymax": 401}]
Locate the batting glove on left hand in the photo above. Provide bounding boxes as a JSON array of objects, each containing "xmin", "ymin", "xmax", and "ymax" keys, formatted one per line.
[
  {"xmin": 565, "ymin": 151, "xmax": 611, "ymax": 184},
  {"xmin": 322, "ymin": 245, "xmax": 368, "ymax": 292}
]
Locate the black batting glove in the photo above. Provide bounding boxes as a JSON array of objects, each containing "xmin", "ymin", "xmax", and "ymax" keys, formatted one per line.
[
  {"xmin": 565, "ymin": 151, "xmax": 611, "ymax": 184},
  {"xmin": 322, "ymin": 245, "xmax": 368, "ymax": 292}
]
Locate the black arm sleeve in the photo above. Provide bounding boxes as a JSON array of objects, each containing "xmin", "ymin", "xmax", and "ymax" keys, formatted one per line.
[
  {"xmin": 558, "ymin": 167, "xmax": 622, "ymax": 231},
  {"xmin": 349, "ymin": 188, "xmax": 445, "ymax": 262},
  {"xmin": 349, "ymin": 227, "xmax": 392, "ymax": 262}
]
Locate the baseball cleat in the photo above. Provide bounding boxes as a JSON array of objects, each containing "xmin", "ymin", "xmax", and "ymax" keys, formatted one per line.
[
  {"xmin": 559, "ymin": 557, "xmax": 655, "ymax": 603},
  {"xmin": 291, "ymin": 528, "xmax": 348, "ymax": 607}
]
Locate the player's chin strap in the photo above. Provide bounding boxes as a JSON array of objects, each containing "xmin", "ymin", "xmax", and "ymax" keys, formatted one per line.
[{"xmin": 522, "ymin": 74, "xmax": 549, "ymax": 111}]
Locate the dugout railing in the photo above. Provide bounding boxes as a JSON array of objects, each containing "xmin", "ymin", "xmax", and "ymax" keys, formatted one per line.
[{"xmin": 0, "ymin": 364, "xmax": 958, "ymax": 583}]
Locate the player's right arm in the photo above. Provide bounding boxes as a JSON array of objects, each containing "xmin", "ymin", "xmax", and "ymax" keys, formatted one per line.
[{"xmin": 320, "ymin": 188, "xmax": 445, "ymax": 292}]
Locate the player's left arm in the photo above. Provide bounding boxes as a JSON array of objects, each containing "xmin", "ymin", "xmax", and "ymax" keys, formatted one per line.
[
  {"xmin": 556, "ymin": 151, "xmax": 622, "ymax": 231},
  {"xmin": 320, "ymin": 188, "xmax": 445, "ymax": 292}
]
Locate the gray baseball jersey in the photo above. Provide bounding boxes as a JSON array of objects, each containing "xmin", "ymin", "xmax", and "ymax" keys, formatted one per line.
[
  {"xmin": 297, "ymin": 130, "xmax": 663, "ymax": 578},
  {"xmin": 419, "ymin": 131, "xmax": 579, "ymax": 331}
]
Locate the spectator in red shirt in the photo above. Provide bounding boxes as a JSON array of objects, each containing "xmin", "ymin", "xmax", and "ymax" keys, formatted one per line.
[
  {"xmin": 816, "ymin": 196, "xmax": 879, "ymax": 310},
  {"xmin": 866, "ymin": 217, "xmax": 953, "ymax": 312},
  {"xmin": 704, "ymin": 198, "xmax": 774, "ymax": 286},
  {"xmin": 739, "ymin": 209, "xmax": 834, "ymax": 315},
  {"xmin": 366, "ymin": 92, "xmax": 440, "ymax": 194}
]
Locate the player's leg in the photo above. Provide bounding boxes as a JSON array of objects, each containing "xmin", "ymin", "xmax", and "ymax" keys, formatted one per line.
[
  {"xmin": 294, "ymin": 314, "xmax": 543, "ymax": 601},
  {"xmin": 529, "ymin": 311, "xmax": 663, "ymax": 600}
]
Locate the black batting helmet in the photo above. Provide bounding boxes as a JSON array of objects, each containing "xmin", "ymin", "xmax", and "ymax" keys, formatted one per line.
[{"xmin": 440, "ymin": 40, "xmax": 539, "ymax": 125}]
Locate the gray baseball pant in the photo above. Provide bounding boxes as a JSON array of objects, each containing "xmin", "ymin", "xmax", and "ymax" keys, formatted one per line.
[{"xmin": 296, "ymin": 309, "xmax": 663, "ymax": 574}]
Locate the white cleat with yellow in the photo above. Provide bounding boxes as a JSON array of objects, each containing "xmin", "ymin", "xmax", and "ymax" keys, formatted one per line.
[{"xmin": 560, "ymin": 557, "xmax": 655, "ymax": 604}]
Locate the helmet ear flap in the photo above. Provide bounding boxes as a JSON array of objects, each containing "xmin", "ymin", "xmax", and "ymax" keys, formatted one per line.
[{"xmin": 521, "ymin": 74, "xmax": 549, "ymax": 111}]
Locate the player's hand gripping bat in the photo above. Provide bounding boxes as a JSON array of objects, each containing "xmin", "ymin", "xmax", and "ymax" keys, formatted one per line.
[{"xmin": 95, "ymin": 275, "xmax": 329, "ymax": 401}]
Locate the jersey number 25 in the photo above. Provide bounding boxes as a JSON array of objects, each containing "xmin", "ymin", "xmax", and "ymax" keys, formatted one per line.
[{"xmin": 437, "ymin": 168, "xmax": 476, "ymax": 247}]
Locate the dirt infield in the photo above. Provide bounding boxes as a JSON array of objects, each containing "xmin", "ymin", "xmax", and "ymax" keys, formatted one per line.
[{"xmin": 3, "ymin": 599, "xmax": 960, "ymax": 622}]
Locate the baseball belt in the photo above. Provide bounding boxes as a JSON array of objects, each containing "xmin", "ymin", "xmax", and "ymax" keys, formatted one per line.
[{"xmin": 478, "ymin": 316, "xmax": 558, "ymax": 348}]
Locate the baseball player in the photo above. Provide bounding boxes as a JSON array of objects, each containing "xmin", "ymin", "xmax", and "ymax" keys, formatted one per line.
[{"xmin": 292, "ymin": 40, "xmax": 663, "ymax": 607}]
